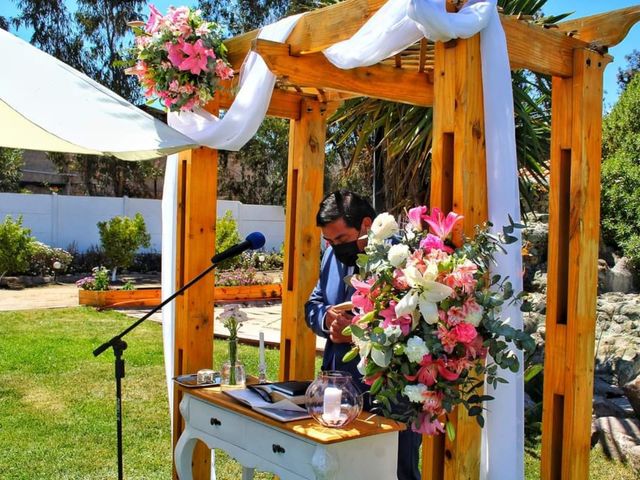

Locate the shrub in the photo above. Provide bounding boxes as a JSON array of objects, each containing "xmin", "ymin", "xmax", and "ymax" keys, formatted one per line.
[
  {"xmin": 0, "ymin": 215, "xmax": 34, "ymax": 276},
  {"xmin": 237, "ymin": 250, "xmax": 284, "ymax": 271},
  {"xmin": 67, "ymin": 243, "xmax": 107, "ymax": 274},
  {"xmin": 28, "ymin": 242, "xmax": 73, "ymax": 276},
  {"xmin": 215, "ymin": 210, "xmax": 242, "ymax": 270},
  {"xmin": 97, "ymin": 213, "xmax": 151, "ymax": 279},
  {"xmin": 130, "ymin": 251, "xmax": 162, "ymax": 273},
  {"xmin": 76, "ymin": 266, "xmax": 110, "ymax": 291},
  {"xmin": 601, "ymin": 153, "xmax": 640, "ymax": 269}
]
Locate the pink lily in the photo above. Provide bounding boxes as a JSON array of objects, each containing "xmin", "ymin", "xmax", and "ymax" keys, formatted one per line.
[
  {"xmin": 422, "ymin": 207, "xmax": 463, "ymax": 240},
  {"xmin": 179, "ymin": 39, "xmax": 214, "ymax": 75},
  {"xmin": 407, "ymin": 206, "xmax": 427, "ymax": 231},
  {"xmin": 412, "ymin": 414, "xmax": 445, "ymax": 435},
  {"xmin": 145, "ymin": 4, "xmax": 164, "ymax": 34},
  {"xmin": 419, "ymin": 233, "xmax": 452, "ymax": 254},
  {"xmin": 166, "ymin": 40, "xmax": 186, "ymax": 68},
  {"xmin": 379, "ymin": 302, "xmax": 412, "ymax": 336}
]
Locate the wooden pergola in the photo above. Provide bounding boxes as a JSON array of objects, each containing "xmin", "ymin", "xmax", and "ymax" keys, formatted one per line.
[{"xmin": 170, "ymin": 2, "xmax": 640, "ymax": 478}]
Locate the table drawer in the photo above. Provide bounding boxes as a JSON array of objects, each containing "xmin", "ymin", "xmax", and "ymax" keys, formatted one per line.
[
  {"xmin": 189, "ymin": 398, "xmax": 246, "ymax": 446},
  {"xmin": 245, "ymin": 422, "xmax": 317, "ymax": 478}
]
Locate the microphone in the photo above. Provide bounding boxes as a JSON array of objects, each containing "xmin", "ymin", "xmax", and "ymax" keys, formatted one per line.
[{"xmin": 211, "ymin": 232, "xmax": 266, "ymax": 264}]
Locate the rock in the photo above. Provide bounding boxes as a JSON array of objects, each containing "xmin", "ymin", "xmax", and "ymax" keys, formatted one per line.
[
  {"xmin": 594, "ymin": 376, "xmax": 625, "ymax": 397},
  {"xmin": 603, "ymin": 257, "xmax": 636, "ymax": 294},
  {"xmin": 623, "ymin": 377, "xmax": 640, "ymax": 419},
  {"xmin": 615, "ymin": 353, "xmax": 640, "ymax": 387},
  {"xmin": 0, "ymin": 276, "xmax": 24, "ymax": 290},
  {"xmin": 593, "ymin": 416, "xmax": 640, "ymax": 471}
]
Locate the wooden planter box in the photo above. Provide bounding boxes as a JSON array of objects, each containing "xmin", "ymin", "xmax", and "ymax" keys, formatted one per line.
[
  {"xmin": 78, "ymin": 284, "xmax": 282, "ymax": 308},
  {"xmin": 78, "ymin": 288, "xmax": 161, "ymax": 308}
]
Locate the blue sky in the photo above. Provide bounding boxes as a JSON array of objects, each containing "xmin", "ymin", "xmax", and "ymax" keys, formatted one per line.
[{"xmin": 1, "ymin": 0, "xmax": 638, "ymax": 107}]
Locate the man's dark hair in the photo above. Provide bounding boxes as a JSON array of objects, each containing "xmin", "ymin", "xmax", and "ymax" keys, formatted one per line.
[{"xmin": 316, "ymin": 190, "xmax": 376, "ymax": 229}]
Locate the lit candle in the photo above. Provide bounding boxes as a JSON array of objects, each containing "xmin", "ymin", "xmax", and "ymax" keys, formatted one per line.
[
  {"xmin": 258, "ymin": 331, "xmax": 266, "ymax": 383},
  {"xmin": 323, "ymin": 387, "xmax": 342, "ymax": 420}
]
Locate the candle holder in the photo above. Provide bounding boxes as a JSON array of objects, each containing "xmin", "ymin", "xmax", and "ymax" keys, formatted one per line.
[{"xmin": 305, "ymin": 370, "xmax": 363, "ymax": 428}]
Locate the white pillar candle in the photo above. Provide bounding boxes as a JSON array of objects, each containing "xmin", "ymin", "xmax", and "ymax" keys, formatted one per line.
[{"xmin": 323, "ymin": 387, "xmax": 342, "ymax": 419}]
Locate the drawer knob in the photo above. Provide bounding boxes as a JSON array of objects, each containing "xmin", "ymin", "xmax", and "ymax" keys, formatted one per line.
[
  {"xmin": 272, "ymin": 444, "xmax": 286, "ymax": 454},
  {"xmin": 210, "ymin": 417, "xmax": 222, "ymax": 426}
]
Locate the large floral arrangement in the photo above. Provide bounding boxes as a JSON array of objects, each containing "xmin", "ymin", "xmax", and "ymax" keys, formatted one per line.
[
  {"xmin": 342, "ymin": 207, "xmax": 534, "ymax": 437},
  {"xmin": 127, "ymin": 4, "xmax": 234, "ymax": 112}
]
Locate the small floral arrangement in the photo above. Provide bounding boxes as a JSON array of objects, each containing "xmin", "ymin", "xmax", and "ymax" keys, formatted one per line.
[
  {"xmin": 215, "ymin": 267, "xmax": 272, "ymax": 287},
  {"xmin": 219, "ymin": 304, "xmax": 249, "ymax": 384},
  {"xmin": 76, "ymin": 266, "xmax": 110, "ymax": 291},
  {"xmin": 342, "ymin": 207, "xmax": 534, "ymax": 437},
  {"xmin": 127, "ymin": 4, "xmax": 234, "ymax": 112}
]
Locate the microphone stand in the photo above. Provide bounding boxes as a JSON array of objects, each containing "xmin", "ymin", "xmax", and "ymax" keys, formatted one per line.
[{"xmin": 93, "ymin": 261, "xmax": 217, "ymax": 480}]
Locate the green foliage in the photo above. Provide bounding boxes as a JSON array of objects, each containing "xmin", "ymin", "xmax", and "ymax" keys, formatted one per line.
[
  {"xmin": 76, "ymin": 266, "xmax": 111, "ymax": 291},
  {"xmin": 0, "ymin": 148, "xmax": 24, "ymax": 192},
  {"xmin": 121, "ymin": 280, "xmax": 136, "ymax": 291},
  {"xmin": 601, "ymin": 153, "xmax": 640, "ymax": 268},
  {"xmin": 0, "ymin": 215, "xmax": 34, "ymax": 276},
  {"xmin": 238, "ymin": 250, "xmax": 284, "ymax": 271},
  {"xmin": 28, "ymin": 242, "xmax": 73, "ymax": 276},
  {"xmin": 216, "ymin": 210, "xmax": 242, "ymax": 269},
  {"xmin": 616, "ymin": 49, "xmax": 640, "ymax": 92},
  {"xmin": 97, "ymin": 213, "xmax": 151, "ymax": 274},
  {"xmin": 218, "ymin": 117, "xmax": 289, "ymax": 205},
  {"xmin": 601, "ymin": 73, "xmax": 640, "ymax": 269}
]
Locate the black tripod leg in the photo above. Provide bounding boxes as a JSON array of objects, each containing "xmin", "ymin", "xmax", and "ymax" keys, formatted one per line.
[{"xmin": 113, "ymin": 340, "xmax": 127, "ymax": 480}]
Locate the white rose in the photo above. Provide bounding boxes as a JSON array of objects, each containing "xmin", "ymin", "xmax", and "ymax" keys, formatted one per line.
[
  {"xmin": 405, "ymin": 336, "xmax": 429, "ymax": 363},
  {"xmin": 370, "ymin": 213, "xmax": 399, "ymax": 243},
  {"xmin": 465, "ymin": 305, "xmax": 484, "ymax": 327},
  {"xmin": 388, "ymin": 244, "xmax": 410, "ymax": 267},
  {"xmin": 403, "ymin": 384, "xmax": 428, "ymax": 403}
]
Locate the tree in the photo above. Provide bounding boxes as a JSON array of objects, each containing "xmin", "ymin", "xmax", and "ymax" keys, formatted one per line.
[
  {"xmin": 0, "ymin": 148, "xmax": 24, "ymax": 192},
  {"xmin": 218, "ymin": 117, "xmax": 289, "ymax": 205},
  {"xmin": 617, "ymin": 49, "xmax": 640, "ymax": 92},
  {"xmin": 11, "ymin": 0, "xmax": 85, "ymax": 72},
  {"xmin": 97, "ymin": 213, "xmax": 151, "ymax": 281}
]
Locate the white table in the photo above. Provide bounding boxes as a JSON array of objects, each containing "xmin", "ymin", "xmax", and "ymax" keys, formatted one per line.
[{"xmin": 175, "ymin": 388, "xmax": 403, "ymax": 480}]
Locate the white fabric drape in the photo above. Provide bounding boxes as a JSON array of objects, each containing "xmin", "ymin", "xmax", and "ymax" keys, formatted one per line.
[
  {"xmin": 162, "ymin": 1, "xmax": 523, "ymax": 477},
  {"xmin": 0, "ymin": 29, "xmax": 196, "ymax": 160}
]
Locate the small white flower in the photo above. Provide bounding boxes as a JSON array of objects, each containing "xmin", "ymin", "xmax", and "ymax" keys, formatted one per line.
[
  {"xmin": 465, "ymin": 306, "xmax": 484, "ymax": 327},
  {"xmin": 405, "ymin": 336, "xmax": 429, "ymax": 363},
  {"xmin": 403, "ymin": 384, "xmax": 428, "ymax": 403},
  {"xmin": 370, "ymin": 213, "xmax": 399, "ymax": 243},
  {"xmin": 388, "ymin": 244, "xmax": 410, "ymax": 267},
  {"xmin": 383, "ymin": 324, "xmax": 403, "ymax": 340},
  {"xmin": 258, "ymin": 255, "xmax": 266, "ymax": 262}
]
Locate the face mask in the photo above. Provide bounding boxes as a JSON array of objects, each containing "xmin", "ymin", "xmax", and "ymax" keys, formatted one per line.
[{"xmin": 332, "ymin": 240, "xmax": 360, "ymax": 267}]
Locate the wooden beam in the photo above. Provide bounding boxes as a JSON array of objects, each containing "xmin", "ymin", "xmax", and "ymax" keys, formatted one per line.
[
  {"xmin": 557, "ymin": 5, "xmax": 640, "ymax": 48},
  {"xmin": 172, "ymin": 101, "xmax": 219, "ymax": 479},
  {"xmin": 279, "ymin": 98, "xmax": 328, "ymax": 382},
  {"xmin": 223, "ymin": 0, "xmax": 386, "ymax": 68},
  {"xmin": 225, "ymin": 0, "xmax": 594, "ymax": 78},
  {"xmin": 217, "ymin": 85, "xmax": 304, "ymax": 120},
  {"xmin": 540, "ymin": 48, "xmax": 608, "ymax": 480},
  {"xmin": 253, "ymin": 39, "xmax": 434, "ymax": 107}
]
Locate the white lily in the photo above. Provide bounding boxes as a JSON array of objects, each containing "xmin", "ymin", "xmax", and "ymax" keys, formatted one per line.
[{"xmin": 395, "ymin": 262, "xmax": 453, "ymax": 324}]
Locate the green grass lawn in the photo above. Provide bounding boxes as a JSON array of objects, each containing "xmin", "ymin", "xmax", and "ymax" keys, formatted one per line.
[{"xmin": 0, "ymin": 307, "xmax": 636, "ymax": 479}]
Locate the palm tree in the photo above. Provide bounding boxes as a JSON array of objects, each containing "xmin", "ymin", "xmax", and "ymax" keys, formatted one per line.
[{"xmin": 327, "ymin": 0, "xmax": 570, "ymax": 215}]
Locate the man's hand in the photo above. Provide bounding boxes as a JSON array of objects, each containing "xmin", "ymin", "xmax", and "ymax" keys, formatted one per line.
[{"xmin": 326, "ymin": 306, "xmax": 353, "ymax": 344}]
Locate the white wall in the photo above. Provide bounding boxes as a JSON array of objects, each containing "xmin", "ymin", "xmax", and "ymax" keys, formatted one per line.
[{"xmin": 0, "ymin": 193, "xmax": 285, "ymax": 253}]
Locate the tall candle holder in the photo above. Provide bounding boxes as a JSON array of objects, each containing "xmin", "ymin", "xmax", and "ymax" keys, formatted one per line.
[{"xmin": 305, "ymin": 370, "xmax": 363, "ymax": 428}]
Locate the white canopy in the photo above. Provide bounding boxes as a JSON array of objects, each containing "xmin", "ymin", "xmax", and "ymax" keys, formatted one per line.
[{"xmin": 0, "ymin": 28, "xmax": 196, "ymax": 161}]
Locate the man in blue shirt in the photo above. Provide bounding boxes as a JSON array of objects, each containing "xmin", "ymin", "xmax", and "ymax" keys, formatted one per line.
[{"xmin": 305, "ymin": 190, "xmax": 421, "ymax": 480}]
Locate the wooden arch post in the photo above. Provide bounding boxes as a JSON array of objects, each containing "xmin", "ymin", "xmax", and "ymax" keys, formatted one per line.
[
  {"xmin": 541, "ymin": 48, "xmax": 608, "ymax": 480},
  {"xmin": 423, "ymin": 31, "xmax": 487, "ymax": 479},
  {"xmin": 171, "ymin": 103, "xmax": 219, "ymax": 479},
  {"xmin": 280, "ymin": 98, "xmax": 331, "ymax": 382}
]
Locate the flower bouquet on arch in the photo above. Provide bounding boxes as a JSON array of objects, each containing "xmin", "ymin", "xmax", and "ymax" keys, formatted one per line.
[
  {"xmin": 126, "ymin": 4, "xmax": 234, "ymax": 112},
  {"xmin": 342, "ymin": 207, "xmax": 535, "ymax": 437}
]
